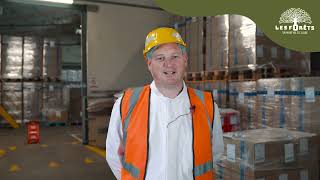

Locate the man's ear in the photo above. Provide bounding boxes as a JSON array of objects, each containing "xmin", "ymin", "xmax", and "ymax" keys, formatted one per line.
[
  {"xmin": 183, "ymin": 54, "xmax": 188, "ymax": 67},
  {"xmin": 147, "ymin": 59, "xmax": 152, "ymax": 70}
]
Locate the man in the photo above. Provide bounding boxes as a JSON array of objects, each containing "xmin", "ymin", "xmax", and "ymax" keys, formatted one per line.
[{"xmin": 106, "ymin": 27, "xmax": 224, "ymax": 180}]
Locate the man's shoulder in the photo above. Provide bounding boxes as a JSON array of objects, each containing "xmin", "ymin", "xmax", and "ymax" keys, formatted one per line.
[{"xmin": 187, "ymin": 87, "xmax": 212, "ymax": 95}]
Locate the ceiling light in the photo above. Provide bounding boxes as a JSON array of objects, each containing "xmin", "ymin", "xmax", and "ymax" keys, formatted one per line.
[{"xmin": 35, "ymin": 0, "xmax": 73, "ymax": 4}]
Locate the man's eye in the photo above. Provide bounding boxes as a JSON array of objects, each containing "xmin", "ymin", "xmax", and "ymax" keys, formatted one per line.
[{"xmin": 156, "ymin": 57, "xmax": 165, "ymax": 61}]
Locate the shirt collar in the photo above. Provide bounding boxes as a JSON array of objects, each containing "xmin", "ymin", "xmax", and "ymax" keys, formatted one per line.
[{"xmin": 150, "ymin": 81, "xmax": 188, "ymax": 100}]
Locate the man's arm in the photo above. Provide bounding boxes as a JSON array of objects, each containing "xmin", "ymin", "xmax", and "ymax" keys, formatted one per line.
[
  {"xmin": 212, "ymin": 102, "xmax": 224, "ymax": 168},
  {"xmin": 106, "ymin": 97, "xmax": 123, "ymax": 179}
]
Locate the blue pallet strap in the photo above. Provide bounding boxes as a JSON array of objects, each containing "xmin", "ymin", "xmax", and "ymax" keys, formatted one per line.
[
  {"xmin": 262, "ymin": 95, "xmax": 267, "ymax": 127},
  {"xmin": 279, "ymin": 96, "xmax": 285, "ymax": 128},
  {"xmin": 240, "ymin": 140, "xmax": 245, "ymax": 180},
  {"xmin": 298, "ymin": 79, "xmax": 304, "ymax": 131},
  {"xmin": 257, "ymin": 90, "xmax": 267, "ymax": 95},
  {"xmin": 279, "ymin": 84, "xmax": 286, "ymax": 128},
  {"xmin": 218, "ymin": 90, "xmax": 227, "ymax": 94},
  {"xmin": 275, "ymin": 90, "xmax": 304, "ymax": 96},
  {"xmin": 244, "ymin": 92, "xmax": 257, "ymax": 96},
  {"xmin": 244, "ymin": 92, "xmax": 256, "ymax": 126}
]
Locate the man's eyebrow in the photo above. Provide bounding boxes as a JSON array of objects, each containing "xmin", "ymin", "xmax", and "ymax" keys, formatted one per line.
[{"xmin": 153, "ymin": 54, "xmax": 164, "ymax": 57}]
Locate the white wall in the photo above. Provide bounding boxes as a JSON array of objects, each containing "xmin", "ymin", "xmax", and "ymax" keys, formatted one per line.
[
  {"xmin": 62, "ymin": 45, "xmax": 81, "ymax": 64},
  {"xmin": 87, "ymin": 3, "xmax": 172, "ymax": 92}
]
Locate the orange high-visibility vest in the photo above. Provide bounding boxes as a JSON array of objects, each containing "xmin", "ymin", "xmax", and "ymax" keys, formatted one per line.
[{"xmin": 120, "ymin": 85, "xmax": 215, "ymax": 180}]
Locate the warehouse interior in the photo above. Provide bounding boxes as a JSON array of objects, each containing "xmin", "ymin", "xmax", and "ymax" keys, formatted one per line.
[{"xmin": 0, "ymin": 0, "xmax": 319, "ymax": 179}]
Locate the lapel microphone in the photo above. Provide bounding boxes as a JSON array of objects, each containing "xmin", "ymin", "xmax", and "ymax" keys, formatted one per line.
[{"xmin": 190, "ymin": 105, "xmax": 196, "ymax": 113}]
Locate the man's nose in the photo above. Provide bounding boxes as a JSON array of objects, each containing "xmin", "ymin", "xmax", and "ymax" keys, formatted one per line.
[{"xmin": 163, "ymin": 57, "xmax": 175, "ymax": 67}]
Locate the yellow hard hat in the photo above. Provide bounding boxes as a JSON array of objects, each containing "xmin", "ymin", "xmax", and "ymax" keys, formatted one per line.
[{"xmin": 143, "ymin": 27, "xmax": 186, "ymax": 58}]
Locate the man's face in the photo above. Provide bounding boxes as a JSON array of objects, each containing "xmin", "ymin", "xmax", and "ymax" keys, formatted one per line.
[{"xmin": 147, "ymin": 43, "xmax": 188, "ymax": 88}]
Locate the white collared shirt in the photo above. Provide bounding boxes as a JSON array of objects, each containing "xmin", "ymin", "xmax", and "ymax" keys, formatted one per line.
[{"xmin": 106, "ymin": 81, "xmax": 224, "ymax": 180}]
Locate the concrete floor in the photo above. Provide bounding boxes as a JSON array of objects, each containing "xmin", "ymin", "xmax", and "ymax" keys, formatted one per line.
[{"xmin": 0, "ymin": 126, "xmax": 116, "ymax": 180}]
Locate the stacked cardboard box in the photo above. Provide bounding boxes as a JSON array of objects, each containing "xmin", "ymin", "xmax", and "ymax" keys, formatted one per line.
[
  {"xmin": 23, "ymin": 36, "xmax": 42, "ymax": 78},
  {"xmin": 216, "ymin": 128, "xmax": 319, "ymax": 180},
  {"xmin": 203, "ymin": 80, "xmax": 227, "ymax": 108},
  {"xmin": 69, "ymin": 88, "xmax": 82, "ymax": 123},
  {"xmin": 186, "ymin": 17, "xmax": 204, "ymax": 72},
  {"xmin": 43, "ymin": 38, "xmax": 61, "ymax": 79},
  {"xmin": 229, "ymin": 15, "xmax": 256, "ymax": 70},
  {"xmin": 205, "ymin": 15, "xmax": 229, "ymax": 71},
  {"xmin": 88, "ymin": 90, "xmax": 116, "ymax": 148},
  {"xmin": 88, "ymin": 115, "xmax": 110, "ymax": 149},
  {"xmin": 228, "ymin": 15, "xmax": 310, "ymax": 74},
  {"xmin": 2, "ymin": 35, "xmax": 23, "ymax": 79},
  {"xmin": 256, "ymin": 78, "xmax": 292, "ymax": 129},
  {"xmin": 47, "ymin": 109, "xmax": 68, "ymax": 122},
  {"xmin": 229, "ymin": 81, "xmax": 257, "ymax": 129}
]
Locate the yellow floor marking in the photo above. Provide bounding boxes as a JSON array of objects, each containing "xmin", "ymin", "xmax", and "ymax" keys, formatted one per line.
[
  {"xmin": 69, "ymin": 134, "xmax": 106, "ymax": 158},
  {"xmin": 41, "ymin": 144, "xmax": 48, "ymax": 148},
  {"xmin": 0, "ymin": 149, "xmax": 6, "ymax": 157},
  {"xmin": 9, "ymin": 164, "xmax": 21, "ymax": 172},
  {"xmin": 84, "ymin": 157, "xmax": 94, "ymax": 164},
  {"xmin": 48, "ymin": 161, "xmax": 60, "ymax": 168},
  {"xmin": 85, "ymin": 145, "xmax": 106, "ymax": 158},
  {"xmin": 9, "ymin": 146, "xmax": 16, "ymax": 151}
]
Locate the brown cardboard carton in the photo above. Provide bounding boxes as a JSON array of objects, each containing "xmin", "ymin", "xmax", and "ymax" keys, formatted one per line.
[
  {"xmin": 215, "ymin": 162, "xmax": 319, "ymax": 180},
  {"xmin": 223, "ymin": 128, "xmax": 318, "ymax": 169},
  {"xmin": 88, "ymin": 115, "xmax": 110, "ymax": 148}
]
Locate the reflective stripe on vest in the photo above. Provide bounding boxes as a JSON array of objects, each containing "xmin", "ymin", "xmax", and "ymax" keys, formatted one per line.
[
  {"xmin": 121, "ymin": 87, "xmax": 144, "ymax": 179},
  {"xmin": 121, "ymin": 86, "xmax": 150, "ymax": 180},
  {"xmin": 120, "ymin": 86, "xmax": 214, "ymax": 180},
  {"xmin": 188, "ymin": 88, "xmax": 214, "ymax": 179}
]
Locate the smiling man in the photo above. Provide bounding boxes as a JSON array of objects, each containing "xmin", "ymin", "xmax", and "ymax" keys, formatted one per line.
[{"xmin": 106, "ymin": 27, "xmax": 224, "ymax": 180}]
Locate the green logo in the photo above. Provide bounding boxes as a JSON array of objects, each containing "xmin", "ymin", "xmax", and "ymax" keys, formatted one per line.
[{"xmin": 275, "ymin": 8, "xmax": 315, "ymax": 35}]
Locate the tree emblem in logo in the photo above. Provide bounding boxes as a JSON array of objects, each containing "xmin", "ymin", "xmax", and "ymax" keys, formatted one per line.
[{"xmin": 279, "ymin": 8, "xmax": 312, "ymax": 31}]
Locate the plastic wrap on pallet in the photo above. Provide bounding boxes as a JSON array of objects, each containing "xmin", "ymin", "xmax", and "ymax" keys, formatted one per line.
[
  {"xmin": 43, "ymin": 82, "xmax": 63, "ymax": 109},
  {"xmin": 256, "ymin": 78, "xmax": 292, "ymax": 129},
  {"xmin": 23, "ymin": 83, "xmax": 42, "ymax": 121},
  {"xmin": 255, "ymin": 29, "xmax": 310, "ymax": 75},
  {"xmin": 42, "ymin": 83, "xmax": 68, "ymax": 122},
  {"xmin": 3, "ymin": 82, "xmax": 22, "ymax": 122},
  {"xmin": 186, "ymin": 17, "xmax": 204, "ymax": 72},
  {"xmin": 2, "ymin": 35, "xmax": 23, "ymax": 79},
  {"xmin": 228, "ymin": 16, "xmax": 310, "ymax": 75},
  {"xmin": 43, "ymin": 38, "xmax": 61, "ymax": 79},
  {"xmin": 23, "ymin": 37, "xmax": 41, "ymax": 78},
  {"xmin": 216, "ymin": 128, "xmax": 319, "ymax": 180},
  {"xmin": 290, "ymin": 77, "xmax": 320, "ymax": 135},
  {"xmin": 229, "ymin": 15, "xmax": 256, "ymax": 70},
  {"xmin": 215, "ymin": 160, "xmax": 318, "ymax": 180},
  {"xmin": 229, "ymin": 81, "xmax": 257, "ymax": 129},
  {"xmin": 205, "ymin": 15, "xmax": 229, "ymax": 71},
  {"xmin": 203, "ymin": 80, "xmax": 227, "ymax": 108}
]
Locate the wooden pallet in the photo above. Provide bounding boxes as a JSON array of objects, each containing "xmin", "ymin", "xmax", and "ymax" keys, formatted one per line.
[
  {"xmin": 185, "ymin": 72, "xmax": 203, "ymax": 81},
  {"xmin": 204, "ymin": 70, "xmax": 228, "ymax": 80},
  {"xmin": 229, "ymin": 69, "xmax": 257, "ymax": 81},
  {"xmin": 70, "ymin": 121, "xmax": 82, "ymax": 126},
  {"xmin": 42, "ymin": 77, "xmax": 61, "ymax": 82}
]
